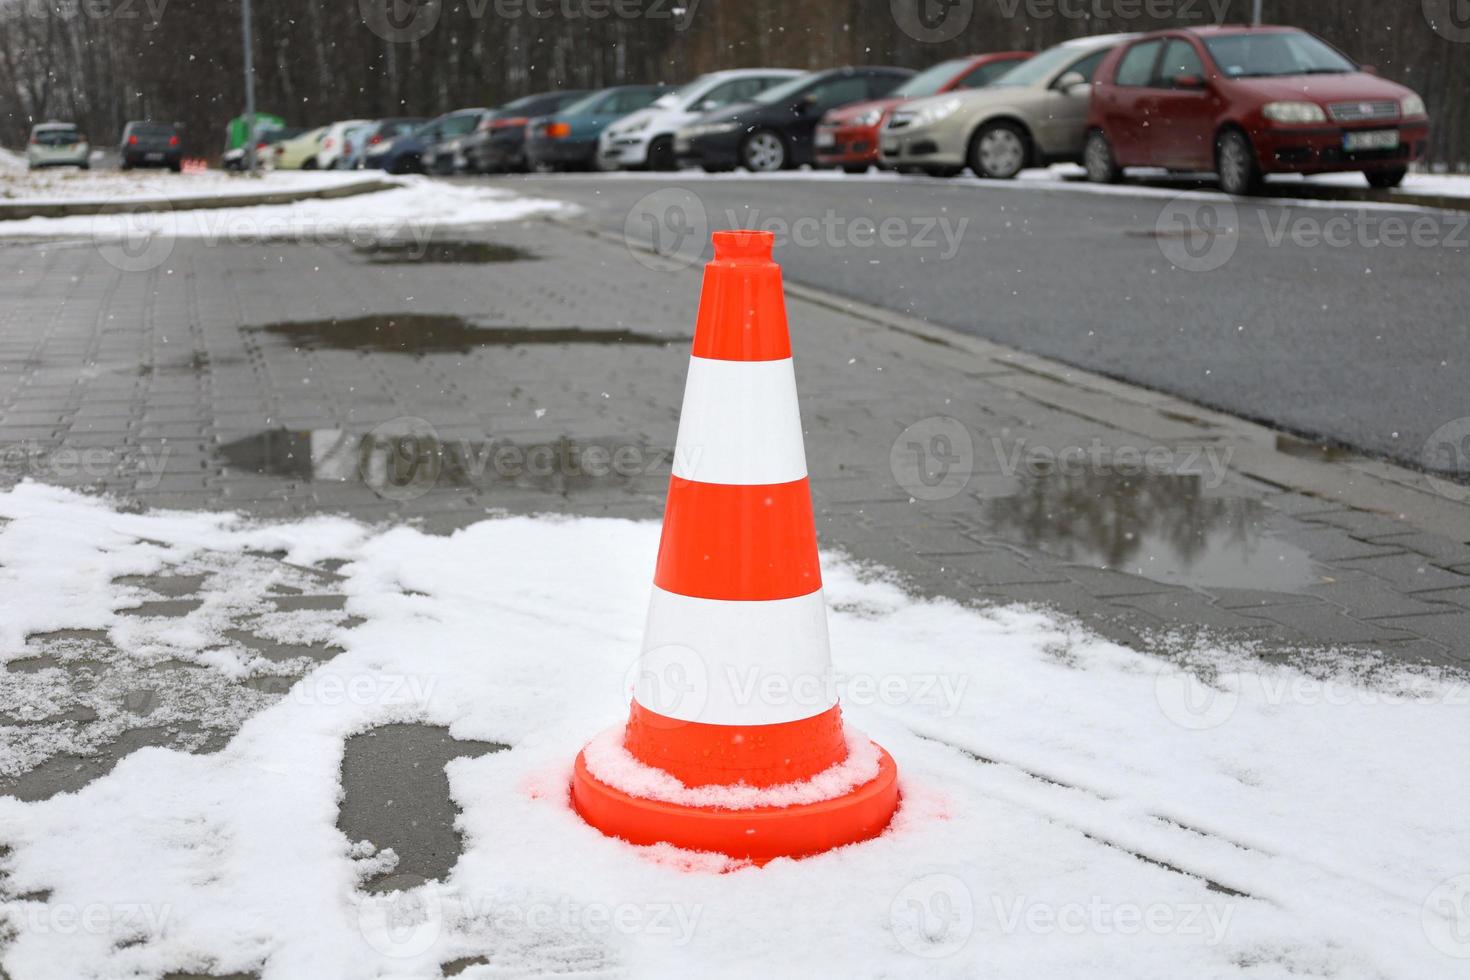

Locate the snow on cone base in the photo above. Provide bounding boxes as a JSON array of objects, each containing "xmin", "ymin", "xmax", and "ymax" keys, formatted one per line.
[{"xmin": 570, "ymin": 230, "xmax": 900, "ymax": 861}]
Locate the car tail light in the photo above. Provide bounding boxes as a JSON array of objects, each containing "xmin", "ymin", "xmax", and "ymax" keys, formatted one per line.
[
  {"xmin": 255, "ymin": 141, "xmax": 267, "ymax": 151},
  {"xmin": 546, "ymin": 121, "xmax": 571, "ymax": 139},
  {"xmin": 492, "ymin": 116, "xmax": 527, "ymax": 130},
  {"xmin": 128, "ymin": 135, "xmax": 139, "ymax": 145},
  {"xmin": 368, "ymin": 134, "xmax": 384, "ymax": 145},
  {"xmin": 169, "ymin": 135, "xmax": 179, "ymax": 146}
]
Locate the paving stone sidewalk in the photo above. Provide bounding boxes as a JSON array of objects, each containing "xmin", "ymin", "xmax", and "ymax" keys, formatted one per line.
[{"xmin": 1, "ymin": 212, "xmax": 1469, "ymax": 810}]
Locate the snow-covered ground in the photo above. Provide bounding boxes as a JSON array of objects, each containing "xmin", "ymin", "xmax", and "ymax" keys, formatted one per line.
[
  {"xmin": 0, "ymin": 150, "xmax": 385, "ymax": 206},
  {"xmin": 0, "ymin": 177, "xmax": 571, "ymax": 257},
  {"xmin": 0, "ymin": 483, "xmax": 1466, "ymax": 979}
]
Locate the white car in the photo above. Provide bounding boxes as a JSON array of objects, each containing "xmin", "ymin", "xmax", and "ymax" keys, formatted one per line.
[
  {"xmin": 598, "ymin": 68, "xmax": 800, "ymax": 170},
  {"xmin": 314, "ymin": 119, "xmax": 370, "ymax": 170},
  {"xmin": 26, "ymin": 122, "xmax": 91, "ymax": 170}
]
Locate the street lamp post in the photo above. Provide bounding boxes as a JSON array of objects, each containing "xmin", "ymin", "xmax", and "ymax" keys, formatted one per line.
[
  {"xmin": 1252, "ymin": 0, "xmax": 1262, "ymax": 25},
  {"xmin": 242, "ymin": 0, "xmax": 258, "ymax": 173}
]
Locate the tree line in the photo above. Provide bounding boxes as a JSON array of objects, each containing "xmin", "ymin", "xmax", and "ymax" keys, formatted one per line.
[{"xmin": 1, "ymin": 0, "xmax": 1465, "ymax": 165}]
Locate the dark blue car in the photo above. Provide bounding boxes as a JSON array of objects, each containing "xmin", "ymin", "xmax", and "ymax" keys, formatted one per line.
[
  {"xmin": 363, "ymin": 108, "xmax": 486, "ymax": 174},
  {"xmin": 524, "ymin": 85, "xmax": 674, "ymax": 171}
]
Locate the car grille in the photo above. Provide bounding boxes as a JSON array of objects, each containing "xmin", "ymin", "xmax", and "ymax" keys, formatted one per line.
[{"xmin": 1327, "ymin": 100, "xmax": 1399, "ymax": 123}]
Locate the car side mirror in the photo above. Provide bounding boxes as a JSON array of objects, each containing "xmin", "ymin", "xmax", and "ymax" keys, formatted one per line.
[
  {"xmin": 796, "ymin": 93, "xmax": 820, "ymax": 114},
  {"xmin": 1173, "ymin": 74, "xmax": 1206, "ymax": 89},
  {"xmin": 1056, "ymin": 71, "xmax": 1087, "ymax": 93}
]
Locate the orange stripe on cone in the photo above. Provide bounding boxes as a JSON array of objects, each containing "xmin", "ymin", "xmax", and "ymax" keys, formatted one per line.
[
  {"xmin": 571, "ymin": 230, "xmax": 900, "ymax": 864},
  {"xmin": 655, "ymin": 477, "xmax": 821, "ymax": 601}
]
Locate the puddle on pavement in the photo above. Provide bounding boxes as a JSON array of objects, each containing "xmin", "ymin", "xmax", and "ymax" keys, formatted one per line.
[
  {"xmin": 352, "ymin": 239, "xmax": 534, "ymax": 264},
  {"xmin": 1274, "ymin": 433, "xmax": 1359, "ymax": 463},
  {"xmin": 253, "ymin": 314, "xmax": 680, "ymax": 354},
  {"xmin": 338, "ymin": 724, "xmax": 506, "ymax": 890},
  {"xmin": 980, "ymin": 469, "xmax": 1318, "ymax": 592},
  {"xmin": 218, "ymin": 427, "xmax": 669, "ymax": 498}
]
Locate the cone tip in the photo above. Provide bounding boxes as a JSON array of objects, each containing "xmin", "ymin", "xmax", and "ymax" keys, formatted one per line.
[{"xmin": 711, "ymin": 230, "xmax": 774, "ymax": 262}]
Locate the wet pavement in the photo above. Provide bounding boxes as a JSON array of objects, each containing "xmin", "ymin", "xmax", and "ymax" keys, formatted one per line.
[{"xmin": 255, "ymin": 314, "xmax": 680, "ymax": 354}]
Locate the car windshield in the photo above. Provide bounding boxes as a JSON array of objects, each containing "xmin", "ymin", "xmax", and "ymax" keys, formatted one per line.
[
  {"xmin": 558, "ymin": 91, "xmax": 611, "ymax": 116},
  {"xmin": 1204, "ymin": 31, "xmax": 1356, "ymax": 77},
  {"xmin": 889, "ymin": 59, "xmax": 968, "ymax": 98},
  {"xmin": 34, "ymin": 128, "xmax": 80, "ymax": 145},
  {"xmin": 752, "ymin": 72, "xmax": 818, "ymax": 104}
]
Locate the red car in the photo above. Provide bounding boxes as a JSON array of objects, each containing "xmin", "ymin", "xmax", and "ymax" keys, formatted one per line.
[
  {"xmin": 815, "ymin": 52, "xmax": 1032, "ymax": 173},
  {"xmin": 1083, "ymin": 25, "xmax": 1429, "ymax": 194}
]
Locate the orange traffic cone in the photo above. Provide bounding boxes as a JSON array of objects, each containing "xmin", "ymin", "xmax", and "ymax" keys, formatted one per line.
[{"xmin": 571, "ymin": 229, "xmax": 900, "ymax": 863}]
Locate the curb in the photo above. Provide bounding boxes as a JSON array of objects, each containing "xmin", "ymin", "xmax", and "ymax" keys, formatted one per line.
[
  {"xmin": 0, "ymin": 178, "xmax": 399, "ymax": 222},
  {"xmin": 564, "ymin": 213, "xmax": 1470, "ymax": 543}
]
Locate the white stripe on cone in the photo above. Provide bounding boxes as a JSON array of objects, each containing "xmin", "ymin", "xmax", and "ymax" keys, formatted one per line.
[
  {"xmin": 671, "ymin": 356, "xmax": 807, "ymax": 486},
  {"xmin": 635, "ymin": 585, "xmax": 835, "ymax": 725}
]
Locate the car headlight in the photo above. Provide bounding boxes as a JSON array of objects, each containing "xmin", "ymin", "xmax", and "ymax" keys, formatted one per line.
[
  {"xmin": 1402, "ymin": 93, "xmax": 1426, "ymax": 117},
  {"xmin": 853, "ymin": 109, "xmax": 884, "ymax": 127},
  {"xmin": 1262, "ymin": 101, "xmax": 1326, "ymax": 124},
  {"xmin": 912, "ymin": 96, "xmax": 964, "ymax": 129}
]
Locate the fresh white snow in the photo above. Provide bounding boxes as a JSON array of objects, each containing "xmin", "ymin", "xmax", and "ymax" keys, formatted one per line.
[{"xmin": 0, "ymin": 482, "xmax": 1467, "ymax": 979}]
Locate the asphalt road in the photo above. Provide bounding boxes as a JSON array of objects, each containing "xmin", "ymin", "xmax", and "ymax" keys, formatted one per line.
[{"xmin": 500, "ymin": 171, "xmax": 1469, "ymax": 478}]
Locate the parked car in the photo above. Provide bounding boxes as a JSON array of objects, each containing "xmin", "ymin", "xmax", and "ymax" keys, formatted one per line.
[
  {"xmin": 315, "ymin": 119, "xmax": 371, "ymax": 170},
  {"xmin": 119, "ymin": 121, "xmax": 183, "ymax": 171},
  {"xmin": 598, "ymin": 69, "xmax": 801, "ymax": 171},
  {"xmin": 676, "ymin": 66, "xmax": 915, "ymax": 173},
  {"xmin": 463, "ymin": 92, "xmax": 589, "ymax": 173},
  {"xmin": 272, "ymin": 126, "xmax": 328, "ymax": 169},
  {"xmin": 879, "ymin": 34, "xmax": 1135, "ymax": 179},
  {"xmin": 223, "ymin": 118, "xmax": 291, "ymax": 171},
  {"xmin": 345, "ymin": 118, "xmax": 424, "ymax": 170},
  {"xmin": 525, "ymin": 85, "xmax": 675, "ymax": 172},
  {"xmin": 816, "ymin": 53, "xmax": 1031, "ymax": 173},
  {"xmin": 1083, "ymin": 25, "xmax": 1430, "ymax": 194},
  {"xmin": 424, "ymin": 110, "xmax": 493, "ymax": 174},
  {"xmin": 26, "ymin": 122, "xmax": 90, "ymax": 170},
  {"xmin": 364, "ymin": 109, "xmax": 486, "ymax": 174}
]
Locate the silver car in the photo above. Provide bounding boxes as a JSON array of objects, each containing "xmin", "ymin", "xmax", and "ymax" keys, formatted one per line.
[
  {"xmin": 879, "ymin": 34, "xmax": 1136, "ymax": 179},
  {"xmin": 26, "ymin": 122, "xmax": 91, "ymax": 170}
]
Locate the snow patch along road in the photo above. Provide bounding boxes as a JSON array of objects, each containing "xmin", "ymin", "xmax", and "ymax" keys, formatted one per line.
[{"xmin": 0, "ymin": 483, "xmax": 1466, "ymax": 978}]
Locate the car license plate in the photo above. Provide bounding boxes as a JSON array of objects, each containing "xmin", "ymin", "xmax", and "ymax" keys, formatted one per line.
[
  {"xmin": 815, "ymin": 130, "xmax": 835, "ymax": 148},
  {"xmin": 146, "ymin": 153, "xmax": 164, "ymax": 161},
  {"xmin": 1343, "ymin": 129, "xmax": 1398, "ymax": 151}
]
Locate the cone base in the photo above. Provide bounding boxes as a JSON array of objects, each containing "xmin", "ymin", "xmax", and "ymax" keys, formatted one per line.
[{"xmin": 570, "ymin": 743, "xmax": 899, "ymax": 865}]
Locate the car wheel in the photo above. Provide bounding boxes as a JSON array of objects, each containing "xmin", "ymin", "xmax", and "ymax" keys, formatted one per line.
[
  {"xmin": 967, "ymin": 121, "xmax": 1029, "ymax": 180},
  {"xmin": 741, "ymin": 129, "xmax": 787, "ymax": 172},
  {"xmin": 1084, "ymin": 129, "xmax": 1122, "ymax": 183},
  {"xmin": 1215, "ymin": 129, "xmax": 1261, "ymax": 196},
  {"xmin": 79, "ymin": 162, "xmax": 90, "ymax": 170},
  {"xmin": 842, "ymin": 164, "xmax": 868, "ymax": 175},
  {"xmin": 1365, "ymin": 167, "xmax": 1407, "ymax": 189},
  {"xmin": 302, "ymin": 159, "xmax": 318, "ymax": 170},
  {"xmin": 169, "ymin": 161, "xmax": 182, "ymax": 173},
  {"xmin": 646, "ymin": 136, "xmax": 676, "ymax": 171}
]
